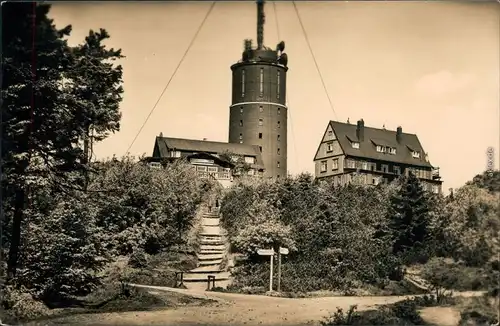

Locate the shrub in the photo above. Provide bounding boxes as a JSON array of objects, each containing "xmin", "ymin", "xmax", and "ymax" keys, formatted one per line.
[
  {"xmin": 128, "ymin": 249, "xmax": 148, "ymax": 269},
  {"xmin": 2, "ymin": 286, "xmax": 50, "ymax": 323}
]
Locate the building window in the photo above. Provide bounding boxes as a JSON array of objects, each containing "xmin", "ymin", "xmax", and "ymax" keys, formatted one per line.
[
  {"xmin": 277, "ymin": 161, "xmax": 280, "ymax": 168},
  {"xmin": 171, "ymin": 151, "xmax": 181, "ymax": 158},
  {"xmin": 259, "ymin": 106, "xmax": 263, "ymax": 113},
  {"xmin": 277, "ymin": 148, "xmax": 281, "ymax": 155},
  {"xmin": 208, "ymin": 166, "xmax": 218, "ymax": 173},
  {"xmin": 244, "ymin": 156, "xmax": 255, "ymax": 164},
  {"xmin": 394, "ymin": 166, "xmax": 401, "ymax": 175},
  {"xmin": 248, "ymin": 169, "xmax": 255, "ymax": 176},
  {"xmin": 328, "ymin": 130, "xmax": 333, "ymax": 136},
  {"xmin": 412, "ymin": 151, "xmax": 421, "ymax": 158},
  {"xmin": 351, "ymin": 142, "xmax": 360, "ymax": 149},
  {"xmin": 320, "ymin": 161, "xmax": 327, "ymax": 172},
  {"xmin": 277, "ymin": 135, "xmax": 280, "ymax": 141},
  {"xmin": 197, "ymin": 166, "xmax": 207, "ymax": 172},
  {"xmin": 239, "ymin": 133, "xmax": 243, "ymax": 140},
  {"xmin": 332, "ymin": 158, "xmax": 339, "ymax": 170},
  {"xmin": 259, "ymin": 118, "xmax": 263, "ymax": 126},
  {"xmin": 259, "ymin": 132, "xmax": 263, "ymax": 139},
  {"xmin": 242, "ymin": 69, "xmax": 245, "ymax": 97},
  {"xmin": 277, "ymin": 108, "xmax": 281, "ymax": 115},
  {"xmin": 277, "ymin": 121, "xmax": 281, "ymax": 128},
  {"xmin": 389, "ymin": 147, "xmax": 396, "ymax": 155},
  {"xmin": 277, "ymin": 70, "xmax": 280, "ymax": 99},
  {"xmin": 149, "ymin": 162, "xmax": 161, "ymax": 169},
  {"xmin": 240, "ymin": 107, "xmax": 243, "ymax": 114},
  {"xmin": 376, "ymin": 145, "xmax": 385, "ymax": 153},
  {"xmin": 326, "ymin": 142, "xmax": 333, "ymax": 152},
  {"xmin": 239, "ymin": 120, "xmax": 243, "ymax": 127},
  {"xmin": 259, "ymin": 146, "xmax": 262, "ymax": 152},
  {"xmin": 361, "ymin": 162, "xmax": 368, "ymax": 170},
  {"xmin": 382, "ymin": 164, "xmax": 388, "ymax": 173},
  {"xmin": 259, "ymin": 68, "xmax": 264, "ymax": 97}
]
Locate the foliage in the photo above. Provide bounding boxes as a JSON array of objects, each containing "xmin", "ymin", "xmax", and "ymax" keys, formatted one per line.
[
  {"xmin": 2, "ymin": 286, "xmax": 50, "ymax": 323},
  {"xmin": 420, "ymin": 258, "xmax": 460, "ymax": 302},
  {"xmin": 1, "ymin": 2, "xmax": 124, "ymax": 279},
  {"xmin": 387, "ymin": 172, "xmax": 432, "ymax": 264},
  {"xmin": 17, "ymin": 192, "xmax": 107, "ymax": 301},
  {"xmin": 90, "ymin": 157, "xmax": 206, "ymax": 255},
  {"xmin": 320, "ymin": 298, "xmax": 429, "ymax": 326},
  {"xmin": 128, "ymin": 250, "xmax": 148, "ymax": 269},
  {"xmin": 467, "ymin": 169, "xmax": 500, "ymax": 193},
  {"xmin": 218, "ymin": 150, "xmax": 252, "ymax": 175}
]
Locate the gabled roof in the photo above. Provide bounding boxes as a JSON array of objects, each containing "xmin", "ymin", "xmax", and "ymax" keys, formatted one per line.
[
  {"xmin": 329, "ymin": 121, "xmax": 433, "ymax": 168},
  {"xmin": 152, "ymin": 136, "xmax": 265, "ymax": 169}
]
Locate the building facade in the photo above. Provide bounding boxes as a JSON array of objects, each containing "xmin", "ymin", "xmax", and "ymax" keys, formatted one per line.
[
  {"xmin": 228, "ymin": 0, "xmax": 289, "ymax": 179},
  {"xmin": 314, "ymin": 119, "xmax": 443, "ymax": 193},
  {"xmin": 148, "ymin": 135, "xmax": 265, "ymax": 187}
]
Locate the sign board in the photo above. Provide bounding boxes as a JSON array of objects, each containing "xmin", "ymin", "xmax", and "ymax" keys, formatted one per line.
[
  {"xmin": 257, "ymin": 249, "xmax": 275, "ymax": 256},
  {"xmin": 279, "ymin": 247, "xmax": 289, "ymax": 255}
]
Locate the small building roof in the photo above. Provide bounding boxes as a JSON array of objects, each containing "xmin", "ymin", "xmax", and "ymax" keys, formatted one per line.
[{"xmin": 153, "ymin": 136, "xmax": 265, "ymax": 170}]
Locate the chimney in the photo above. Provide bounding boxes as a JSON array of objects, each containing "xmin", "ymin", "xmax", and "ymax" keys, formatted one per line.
[
  {"xmin": 396, "ymin": 126, "xmax": 402, "ymax": 143},
  {"xmin": 202, "ymin": 138, "xmax": 207, "ymax": 141},
  {"xmin": 356, "ymin": 119, "xmax": 364, "ymax": 141},
  {"xmin": 159, "ymin": 132, "xmax": 163, "ymax": 138}
]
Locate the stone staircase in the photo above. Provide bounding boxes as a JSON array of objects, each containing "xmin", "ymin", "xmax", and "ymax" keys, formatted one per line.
[{"xmin": 183, "ymin": 206, "xmax": 231, "ymax": 290}]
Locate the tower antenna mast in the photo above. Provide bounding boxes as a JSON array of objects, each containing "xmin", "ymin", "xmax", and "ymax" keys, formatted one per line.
[{"xmin": 257, "ymin": 0, "xmax": 265, "ymax": 50}]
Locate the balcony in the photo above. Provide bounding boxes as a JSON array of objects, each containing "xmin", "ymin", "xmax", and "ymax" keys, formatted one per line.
[
  {"xmin": 432, "ymin": 167, "xmax": 441, "ymax": 180},
  {"xmin": 197, "ymin": 171, "xmax": 232, "ymax": 180}
]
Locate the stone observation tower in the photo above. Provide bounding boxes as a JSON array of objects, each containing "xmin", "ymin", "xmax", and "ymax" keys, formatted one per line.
[{"xmin": 228, "ymin": 0, "xmax": 289, "ymax": 178}]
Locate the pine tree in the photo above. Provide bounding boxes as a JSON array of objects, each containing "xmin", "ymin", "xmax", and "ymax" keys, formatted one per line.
[
  {"xmin": 1, "ymin": 3, "xmax": 124, "ymax": 278},
  {"xmin": 387, "ymin": 171, "xmax": 431, "ymax": 263}
]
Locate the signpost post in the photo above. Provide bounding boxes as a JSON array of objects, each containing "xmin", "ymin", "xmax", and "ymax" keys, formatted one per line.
[
  {"xmin": 257, "ymin": 248, "xmax": 275, "ymax": 292},
  {"xmin": 277, "ymin": 247, "xmax": 289, "ymax": 292}
]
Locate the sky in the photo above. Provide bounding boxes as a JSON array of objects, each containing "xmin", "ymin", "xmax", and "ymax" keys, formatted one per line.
[{"xmin": 49, "ymin": 1, "xmax": 499, "ymax": 191}]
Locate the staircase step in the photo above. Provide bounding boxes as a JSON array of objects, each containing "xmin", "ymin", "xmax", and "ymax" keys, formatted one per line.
[
  {"xmin": 199, "ymin": 260, "xmax": 223, "ymax": 266},
  {"xmin": 200, "ymin": 244, "xmax": 225, "ymax": 251},
  {"xmin": 199, "ymin": 250, "xmax": 224, "ymax": 256},
  {"xmin": 201, "ymin": 233, "xmax": 222, "ymax": 239},
  {"xmin": 198, "ymin": 253, "xmax": 224, "ymax": 260},
  {"xmin": 200, "ymin": 240, "xmax": 224, "ymax": 246},
  {"xmin": 201, "ymin": 218, "xmax": 220, "ymax": 226},
  {"xmin": 190, "ymin": 265, "xmax": 222, "ymax": 273},
  {"xmin": 183, "ymin": 272, "xmax": 230, "ymax": 282}
]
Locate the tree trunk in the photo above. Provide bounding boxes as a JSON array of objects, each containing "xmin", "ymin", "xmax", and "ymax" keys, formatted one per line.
[{"xmin": 7, "ymin": 188, "xmax": 26, "ymax": 279}]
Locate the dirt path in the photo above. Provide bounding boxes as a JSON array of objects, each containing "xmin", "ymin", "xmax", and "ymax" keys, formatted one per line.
[{"xmin": 44, "ymin": 285, "xmax": 484, "ymax": 326}]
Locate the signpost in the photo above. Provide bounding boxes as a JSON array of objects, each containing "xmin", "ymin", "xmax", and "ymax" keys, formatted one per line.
[
  {"xmin": 257, "ymin": 247, "xmax": 289, "ymax": 292},
  {"xmin": 257, "ymin": 248, "xmax": 275, "ymax": 292},
  {"xmin": 277, "ymin": 247, "xmax": 289, "ymax": 292}
]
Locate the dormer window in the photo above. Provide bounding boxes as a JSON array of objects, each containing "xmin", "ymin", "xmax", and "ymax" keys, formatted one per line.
[
  {"xmin": 326, "ymin": 142, "xmax": 334, "ymax": 152},
  {"xmin": 376, "ymin": 145, "xmax": 385, "ymax": 153},
  {"xmin": 389, "ymin": 147, "xmax": 396, "ymax": 155},
  {"xmin": 351, "ymin": 142, "xmax": 360, "ymax": 149},
  {"xmin": 412, "ymin": 151, "xmax": 421, "ymax": 158}
]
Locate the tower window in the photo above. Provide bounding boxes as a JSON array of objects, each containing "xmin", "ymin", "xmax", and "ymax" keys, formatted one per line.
[
  {"xmin": 259, "ymin": 106, "xmax": 263, "ymax": 113},
  {"xmin": 277, "ymin": 135, "xmax": 280, "ymax": 141},
  {"xmin": 277, "ymin": 148, "xmax": 281, "ymax": 155},
  {"xmin": 239, "ymin": 120, "xmax": 243, "ymax": 127},
  {"xmin": 259, "ymin": 133, "xmax": 263, "ymax": 139},
  {"xmin": 241, "ymin": 69, "xmax": 245, "ymax": 97},
  {"xmin": 259, "ymin": 146, "xmax": 262, "ymax": 152},
  {"xmin": 259, "ymin": 118, "xmax": 263, "ymax": 126},
  {"xmin": 240, "ymin": 107, "xmax": 243, "ymax": 114},
  {"xmin": 277, "ymin": 161, "xmax": 280, "ymax": 168},
  {"xmin": 277, "ymin": 108, "xmax": 280, "ymax": 115},
  {"xmin": 239, "ymin": 133, "xmax": 243, "ymax": 140},
  {"xmin": 259, "ymin": 68, "xmax": 264, "ymax": 97},
  {"xmin": 277, "ymin": 121, "xmax": 281, "ymax": 128},
  {"xmin": 277, "ymin": 70, "xmax": 280, "ymax": 99}
]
